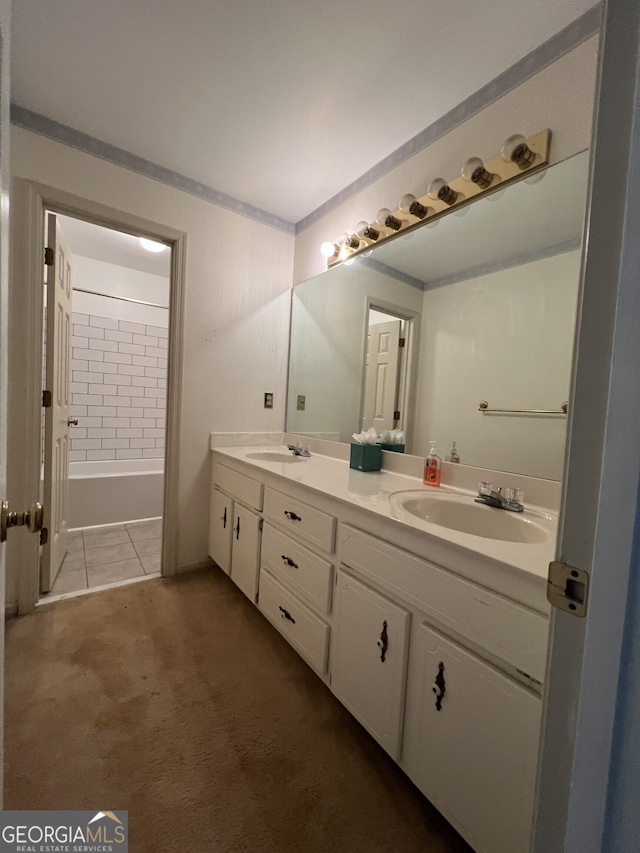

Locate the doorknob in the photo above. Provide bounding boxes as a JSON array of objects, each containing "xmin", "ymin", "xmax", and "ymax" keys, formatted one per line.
[
  {"xmin": 1, "ymin": 500, "xmax": 44, "ymax": 543},
  {"xmin": 67, "ymin": 417, "xmax": 79, "ymax": 426}
]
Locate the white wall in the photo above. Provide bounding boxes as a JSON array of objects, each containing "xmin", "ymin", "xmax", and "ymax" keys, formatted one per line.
[
  {"xmin": 9, "ymin": 125, "xmax": 294, "ymax": 605},
  {"xmin": 414, "ymin": 250, "xmax": 581, "ymax": 480},
  {"xmin": 293, "ymin": 37, "xmax": 599, "ymax": 284}
]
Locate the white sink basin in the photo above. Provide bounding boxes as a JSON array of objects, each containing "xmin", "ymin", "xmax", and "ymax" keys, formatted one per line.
[
  {"xmin": 389, "ymin": 490, "xmax": 554, "ymax": 544},
  {"xmin": 245, "ymin": 451, "xmax": 305, "ymax": 463}
]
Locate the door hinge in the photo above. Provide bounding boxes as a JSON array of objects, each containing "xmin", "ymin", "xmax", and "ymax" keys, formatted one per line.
[
  {"xmin": 44, "ymin": 247, "xmax": 55, "ymax": 267},
  {"xmin": 547, "ymin": 560, "xmax": 589, "ymax": 617},
  {"xmin": 42, "ymin": 390, "xmax": 52, "ymax": 408},
  {"xmin": 399, "ymin": 337, "xmax": 406, "ymax": 348},
  {"xmin": 40, "ymin": 527, "xmax": 49, "ymax": 546},
  {"xmin": 394, "ymin": 410, "xmax": 401, "ymax": 421}
]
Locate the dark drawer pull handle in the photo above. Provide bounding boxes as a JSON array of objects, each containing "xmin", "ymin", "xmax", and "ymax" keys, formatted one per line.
[
  {"xmin": 284, "ymin": 510, "xmax": 302, "ymax": 522},
  {"xmin": 377, "ymin": 620, "xmax": 389, "ymax": 663},
  {"xmin": 279, "ymin": 606, "xmax": 296, "ymax": 624},
  {"xmin": 281, "ymin": 555, "xmax": 299, "ymax": 569},
  {"xmin": 235, "ymin": 516, "xmax": 240, "ymax": 540},
  {"xmin": 433, "ymin": 661, "xmax": 446, "ymax": 711},
  {"xmin": 222, "ymin": 507, "xmax": 227, "ymax": 529}
]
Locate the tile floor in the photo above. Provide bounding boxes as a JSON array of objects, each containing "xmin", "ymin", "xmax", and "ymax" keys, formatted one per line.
[{"xmin": 47, "ymin": 518, "xmax": 162, "ymax": 597}]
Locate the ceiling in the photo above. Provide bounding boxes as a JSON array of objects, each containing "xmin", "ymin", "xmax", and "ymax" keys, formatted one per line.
[{"xmin": 12, "ymin": 1, "xmax": 598, "ymax": 225}]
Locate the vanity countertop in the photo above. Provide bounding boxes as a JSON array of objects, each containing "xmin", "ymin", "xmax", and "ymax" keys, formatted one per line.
[{"xmin": 211, "ymin": 445, "xmax": 557, "ymax": 602}]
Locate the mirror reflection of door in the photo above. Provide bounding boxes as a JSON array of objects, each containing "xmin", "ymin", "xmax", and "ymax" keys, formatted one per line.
[{"xmin": 362, "ymin": 309, "xmax": 404, "ymax": 434}]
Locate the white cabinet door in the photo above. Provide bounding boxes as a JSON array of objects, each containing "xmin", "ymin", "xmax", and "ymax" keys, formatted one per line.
[
  {"xmin": 403, "ymin": 622, "xmax": 542, "ymax": 853},
  {"xmin": 331, "ymin": 571, "xmax": 410, "ymax": 759},
  {"xmin": 208, "ymin": 488, "xmax": 233, "ymax": 575},
  {"xmin": 230, "ymin": 504, "xmax": 262, "ymax": 603}
]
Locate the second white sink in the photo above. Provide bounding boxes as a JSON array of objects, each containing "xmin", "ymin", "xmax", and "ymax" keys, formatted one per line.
[{"xmin": 389, "ymin": 490, "xmax": 554, "ymax": 544}]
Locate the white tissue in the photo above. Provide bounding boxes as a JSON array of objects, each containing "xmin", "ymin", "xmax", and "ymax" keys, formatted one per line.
[
  {"xmin": 380, "ymin": 429, "xmax": 405, "ymax": 444},
  {"xmin": 351, "ymin": 427, "xmax": 378, "ymax": 445}
]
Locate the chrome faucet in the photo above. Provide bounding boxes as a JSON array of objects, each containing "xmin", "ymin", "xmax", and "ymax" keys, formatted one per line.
[
  {"xmin": 287, "ymin": 443, "xmax": 311, "ymax": 457},
  {"xmin": 474, "ymin": 482, "xmax": 524, "ymax": 513}
]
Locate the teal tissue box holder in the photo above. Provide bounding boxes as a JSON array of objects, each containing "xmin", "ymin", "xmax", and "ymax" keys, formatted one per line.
[
  {"xmin": 380, "ymin": 443, "xmax": 405, "ymax": 453},
  {"xmin": 350, "ymin": 443, "xmax": 382, "ymax": 472}
]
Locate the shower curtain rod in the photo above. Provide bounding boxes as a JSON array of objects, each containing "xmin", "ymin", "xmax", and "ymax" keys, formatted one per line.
[{"xmin": 72, "ymin": 287, "xmax": 168, "ymax": 310}]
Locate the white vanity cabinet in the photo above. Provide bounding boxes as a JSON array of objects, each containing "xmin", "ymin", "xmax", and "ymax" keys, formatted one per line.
[
  {"xmin": 403, "ymin": 623, "xmax": 541, "ymax": 853},
  {"xmin": 209, "ymin": 462, "xmax": 264, "ymax": 603},
  {"xmin": 331, "ymin": 570, "xmax": 410, "ymax": 760}
]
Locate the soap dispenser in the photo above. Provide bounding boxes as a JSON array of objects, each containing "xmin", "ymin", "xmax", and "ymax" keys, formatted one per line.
[
  {"xmin": 446, "ymin": 441, "xmax": 461, "ymax": 463},
  {"xmin": 423, "ymin": 441, "xmax": 442, "ymax": 487}
]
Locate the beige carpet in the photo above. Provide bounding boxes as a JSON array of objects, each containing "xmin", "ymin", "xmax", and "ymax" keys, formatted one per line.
[{"xmin": 5, "ymin": 568, "xmax": 472, "ymax": 853}]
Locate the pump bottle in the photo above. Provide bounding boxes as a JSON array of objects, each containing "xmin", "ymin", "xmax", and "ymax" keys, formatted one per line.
[{"xmin": 423, "ymin": 441, "xmax": 442, "ymax": 487}]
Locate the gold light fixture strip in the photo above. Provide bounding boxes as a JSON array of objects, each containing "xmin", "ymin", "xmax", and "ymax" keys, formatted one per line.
[{"xmin": 327, "ymin": 129, "xmax": 552, "ymax": 267}]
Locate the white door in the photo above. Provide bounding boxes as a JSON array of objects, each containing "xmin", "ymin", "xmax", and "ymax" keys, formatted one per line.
[
  {"xmin": 331, "ymin": 571, "xmax": 410, "ymax": 760},
  {"xmin": 208, "ymin": 488, "xmax": 233, "ymax": 574},
  {"xmin": 230, "ymin": 505, "xmax": 262, "ymax": 602},
  {"xmin": 362, "ymin": 319, "xmax": 401, "ymax": 433},
  {"xmin": 41, "ymin": 212, "xmax": 72, "ymax": 592}
]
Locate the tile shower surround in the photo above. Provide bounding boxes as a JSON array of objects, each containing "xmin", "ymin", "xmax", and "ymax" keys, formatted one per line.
[{"xmin": 69, "ymin": 312, "xmax": 168, "ymax": 461}]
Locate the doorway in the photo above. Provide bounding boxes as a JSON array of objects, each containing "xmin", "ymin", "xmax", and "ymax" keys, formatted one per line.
[{"xmin": 40, "ymin": 213, "xmax": 171, "ymax": 598}]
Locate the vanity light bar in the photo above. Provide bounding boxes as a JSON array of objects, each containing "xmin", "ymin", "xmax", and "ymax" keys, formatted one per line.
[{"xmin": 325, "ymin": 129, "xmax": 552, "ymax": 268}]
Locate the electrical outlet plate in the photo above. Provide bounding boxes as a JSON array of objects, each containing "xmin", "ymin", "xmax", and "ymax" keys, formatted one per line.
[
  {"xmin": 297, "ymin": 395, "xmax": 305, "ymax": 411},
  {"xmin": 264, "ymin": 392, "xmax": 273, "ymax": 409}
]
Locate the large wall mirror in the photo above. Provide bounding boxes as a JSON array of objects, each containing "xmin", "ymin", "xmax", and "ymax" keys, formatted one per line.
[{"xmin": 286, "ymin": 150, "xmax": 590, "ymax": 480}]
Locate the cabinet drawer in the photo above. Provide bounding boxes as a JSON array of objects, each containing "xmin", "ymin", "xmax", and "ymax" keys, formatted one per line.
[
  {"xmin": 213, "ymin": 461, "xmax": 263, "ymax": 511},
  {"xmin": 263, "ymin": 487, "xmax": 336, "ymax": 553},
  {"xmin": 259, "ymin": 570, "xmax": 330, "ymax": 675},
  {"xmin": 339, "ymin": 524, "xmax": 548, "ymax": 683},
  {"xmin": 261, "ymin": 523, "xmax": 333, "ymax": 614}
]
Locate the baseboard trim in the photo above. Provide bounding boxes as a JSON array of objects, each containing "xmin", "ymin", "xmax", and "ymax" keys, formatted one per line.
[{"xmin": 176, "ymin": 558, "xmax": 213, "ymax": 575}]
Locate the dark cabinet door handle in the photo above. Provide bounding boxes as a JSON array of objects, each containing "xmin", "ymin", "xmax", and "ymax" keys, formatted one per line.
[
  {"xmin": 281, "ymin": 555, "xmax": 299, "ymax": 569},
  {"xmin": 235, "ymin": 516, "xmax": 240, "ymax": 540},
  {"xmin": 284, "ymin": 510, "xmax": 302, "ymax": 522},
  {"xmin": 377, "ymin": 620, "xmax": 389, "ymax": 663},
  {"xmin": 222, "ymin": 507, "xmax": 227, "ymax": 529},
  {"xmin": 433, "ymin": 661, "xmax": 446, "ymax": 711},
  {"xmin": 279, "ymin": 606, "xmax": 296, "ymax": 624}
]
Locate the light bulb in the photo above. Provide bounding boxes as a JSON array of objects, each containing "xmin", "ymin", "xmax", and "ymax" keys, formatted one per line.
[
  {"xmin": 320, "ymin": 241, "xmax": 338, "ymax": 258},
  {"xmin": 501, "ymin": 133, "xmax": 535, "ymax": 167},
  {"xmin": 339, "ymin": 232, "xmax": 360, "ymax": 250},
  {"xmin": 399, "ymin": 193, "xmax": 429, "ymax": 219},
  {"xmin": 427, "ymin": 178, "xmax": 456, "ymax": 204},
  {"xmin": 139, "ymin": 237, "xmax": 167, "ymax": 253},
  {"xmin": 461, "ymin": 157, "xmax": 492, "ymax": 188},
  {"xmin": 375, "ymin": 208, "xmax": 402, "ymax": 231},
  {"xmin": 355, "ymin": 220, "xmax": 380, "ymax": 241}
]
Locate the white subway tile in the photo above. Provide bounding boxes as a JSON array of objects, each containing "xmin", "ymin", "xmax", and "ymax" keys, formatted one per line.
[
  {"xmin": 119, "ymin": 342, "xmax": 145, "ymax": 355},
  {"xmin": 131, "ymin": 376, "xmax": 157, "ymax": 387},
  {"xmin": 69, "ymin": 450, "xmax": 87, "ymax": 462},
  {"xmin": 103, "ymin": 351, "xmax": 132, "ymax": 365},
  {"xmin": 73, "ymin": 325, "xmax": 105, "ymax": 339},
  {"xmin": 70, "ymin": 359, "xmax": 89, "ymax": 372},
  {"xmin": 89, "ymin": 383, "xmax": 118, "ymax": 395},
  {"xmin": 102, "ymin": 417, "xmax": 130, "ymax": 428},
  {"xmin": 90, "ymin": 338, "xmax": 119, "ymax": 352},
  {"xmin": 145, "ymin": 387, "xmax": 166, "ymax": 399},
  {"xmin": 72, "ymin": 394, "xmax": 103, "ymax": 406},
  {"xmin": 158, "ymin": 358, "xmax": 168, "ymax": 369},
  {"xmin": 111, "ymin": 374, "xmax": 132, "ymax": 386},
  {"xmin": 102, "ymin": 438, "xmax": 131, "ymax": 449},
  {"xmin": 73, "ymin": 371, "xmax": 99, "ymax": 384},
  {"xmin": 143, "ymin": 407, "xmax": 159, "ymax": 419},
  {"xmin": 131, "ymin": 438, "xmax": 155, "ymax": 449},
  {"xmin": 73, "ymin": 348, "xmax": 103, "ymax": 362},
  {"xmin": 155, "ymin": 438, "xmax": 165, "ymax": 448},
  {"xmin": 116, "ymin": 448, "xmax": 143, "ymax": 459},
  {"xmin": 118, "ymin": 320, "xmax": 146, "ymax": 335},
  {"xmin": 142, "ymin": 448, "xmax": 164, "ymax": 458},
  {"xmin": 69, "ymin": 428, "xmax": 87, "ymax": 439},
  {"xmin": 86, "ymin": 449, "xmax": 116, "ymax": 461},
  {"xmin": 72, "ymin": 438, "xmax": 102, "ymax": 450},
  {"xmin": 131, "ymin": 418, "xmax": 155, "ymax": 428},
  {"xmin": 77, "ymin": 416, "xmax": 103, "ymax": 428},
  {"xmin": 117, "ymin": 407, "xmax": 144, "ymax": 418},
  {"xmin": 70, "ymin": 382, "xmax": 88, "ymax": 394},
  {"xmin": 117, "ymin": 428, "xmax": 143, "ymax": 439},
  {"xmin": 133, "ymin": 334, "xmax": 158, "ymax": 347},
  {"xmin": 90, "ymin": 316, "xmax": 118, "ymax": 330},
  {"xmin": 155, "ymin": 418, "xmax": 166, "ymax": 428},
  {"xmin": 158, "ymin": 338, "xmax": 168, "ymax": 350},
  {"xmin": 143, "ymin": 428, "xmax": 164, "ymax": 439},
  {"xmin": 71, "ymin": 405, "xmax": 88, "ymax": 416},
  {"xmin": 87, "ymin": 406, "xmax": 117, "ymax": 417},
  {"xmin": 72, "ymin": 313, "xmax": 90, "ymax": 326},
  {"xmin": 145, "ymin": 367, "xmax": 165, "ymax": 379},
  {"xmin": 128, "ymin": 386, "xmax": 146, "ymax": 398},
  {"xmin": 118, "ymin": 364, "xmax": 145, "ymax": 377},
  {"xmin": 95, "ymin": 360, "xmax": 118, "ymax": 374},
  {"xmin": 147, "ymin": 325, "xmax": 168, "ymax": 339},
  {"xmin": 157, "ymin": 379, "xmax": 167, "ymax": 389},
  {"xmin": 104, "ymin": 329, "xmax": 133, "ymax": 343},
  {"xmin": 132, "ymin": 355, "xmax": 157, "ymax": 368},
  {"xmin": 87, "ymin": 428, "xmax": 117, "ymax": 439},
  {"xmin": 145, "ymin": 346, "xmax": 166, "ymax": 358},
  {"xmin": 103, "ymin": 395, "xmax": 130, "ymax": 407}
]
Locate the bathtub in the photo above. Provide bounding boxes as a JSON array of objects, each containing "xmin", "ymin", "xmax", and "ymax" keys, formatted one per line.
[{"xmin": 68, "ymin": 458, "xmax": 164, "ymax": 529}]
